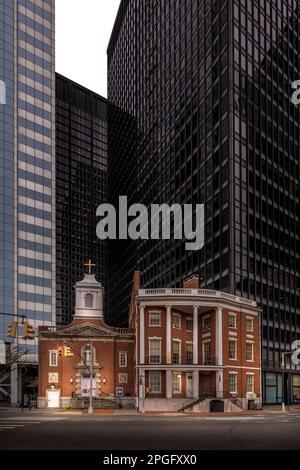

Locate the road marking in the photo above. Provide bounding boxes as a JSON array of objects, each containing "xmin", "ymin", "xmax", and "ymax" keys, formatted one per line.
[{"xmin": 203, "ymin": 416, "xmax": 266, "ymax": 421}]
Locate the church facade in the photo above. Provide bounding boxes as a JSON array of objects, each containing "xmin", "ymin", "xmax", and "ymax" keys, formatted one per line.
[{"xmin": 38, "ymin": 271, "xmax": 262, "ymax": 412}]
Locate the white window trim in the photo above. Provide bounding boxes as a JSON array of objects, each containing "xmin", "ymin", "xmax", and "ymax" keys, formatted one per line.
[
  {"xmin": 172, "ymin": 339, "xmax": 182, "ymax": 364},
  {"xmin": 172, "ymin": 313, "xmax": 181, "ymax": 329},
  {"xmin": 246, "ymin": 341, "xmax": 254, "ymax": 362},
  {"xmin": 228, "ymin": 339, "xmax": 237, "ymax": 360},
  {"xmin": 202, "ymin": 314, "xmax": 211, "ymax": 330},
  {"xmin": 246, "ymin": 317, "xmax": 254, "ymax": 332},
  {"xmin": 148, "ymin": 371, "xmax": 162, "ymax": 393},
  {"xmin": 246, "ymin": 373, "xmax": 254, "ymax": 392},
  {"xmin": 229, "ymin": 371, "xmax": 238, "ymax": 394},
  {"xmin": 148, "ymin": 337, "xmax": 162, "ymax": 364},
  {"xmin": 149, "ymin": 311, "xmax": 161, "ymax": 327},
  {"xmin": 119, "ymin": 351, "xmax": 127, "ymax": 368},
  {"xmin": 172, "ymin": 372, "xmax": 182, "ymax": 393},
  {"xmin": 202, "ymin": 340, "xmax": 211, "ymax": 362},
  {"xmin": 118, "ymin": 373, "xmax": 128, "ymax": 384},
  {"xmin": 186, "ymin": 317, "xmax": 193, "ymax": 332},
  {"xmin": 49, "ymin": 350, "xmax": 58, "ymax": 367},
  {"xmin": 228, "ymin": 312, "xmax": 237, "ymax": 329}
]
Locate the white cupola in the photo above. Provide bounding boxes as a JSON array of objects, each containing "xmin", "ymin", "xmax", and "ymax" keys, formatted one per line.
[{"xmin": 74, "ymin": 273, "xmax": 104, "ymax": 319}]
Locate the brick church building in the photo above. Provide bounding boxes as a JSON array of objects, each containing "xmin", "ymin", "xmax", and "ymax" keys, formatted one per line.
[{"xmin": 38, "ymin": 270, "xmax": 262, "ymax": 412}]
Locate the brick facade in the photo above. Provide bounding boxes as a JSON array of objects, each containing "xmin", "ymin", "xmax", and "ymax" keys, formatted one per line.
[{"xmin": 38, "ymin": 272, "xmax": 261, "ymax": 411}]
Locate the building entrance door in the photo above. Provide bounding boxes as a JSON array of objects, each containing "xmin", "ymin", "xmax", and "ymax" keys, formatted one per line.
[
  {"xmin": 186, "ymin": 373, "xmax": 193, "ymax": 398},
  {"xmin": 80, "ymin": 374, "xmax": 96, "ymax": 397},
  {"xmin": 47, "ymin": 390, "xmax": 60, "ymax": 408}
]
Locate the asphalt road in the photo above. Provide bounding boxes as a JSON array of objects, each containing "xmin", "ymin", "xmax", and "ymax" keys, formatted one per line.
[{"xmin": 0, "ymin": 411, "xmax": 300, "ymax": 450}]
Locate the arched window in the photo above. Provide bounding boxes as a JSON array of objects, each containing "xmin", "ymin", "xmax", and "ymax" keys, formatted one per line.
[
  {"xmin": 82, "ymin": 344, "xmax": 96, "ymax": 365},
  {"xmin": 85, "ymin": 293, "xmax": 93, "ymax": 308}
]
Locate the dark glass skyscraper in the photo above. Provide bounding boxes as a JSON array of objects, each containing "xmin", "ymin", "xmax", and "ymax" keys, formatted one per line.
[
  {"xmin": 56, "ymin": 74, "xmax": 107, "ymax": 324},
  {"xmin": 107, "ymin": 0, "xmax": 300, "ymax": 403}
]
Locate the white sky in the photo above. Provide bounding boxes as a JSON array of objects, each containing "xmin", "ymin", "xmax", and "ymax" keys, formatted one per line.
[{"xmin": 55, "ymin": 0, "xmax": 121, "ymax": 97}]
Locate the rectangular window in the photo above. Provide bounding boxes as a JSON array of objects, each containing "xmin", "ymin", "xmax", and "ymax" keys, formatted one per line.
[
  {"xmin": 149, "ymin": 339, "xmax": 161, "ymax": 364},
  {"xmin": 118, "ymin": 373, "xmax": 128, "ymax": 384},
  {"xmin": 173, "ymin": 340, "xmax": 181, "ymax": 364},
  {"xmin": 229, "ymin": 340, "xmax": 237, "ymax": 360},
  {"xmin": 228, "ymin": 313, "xmax": 237, "ymax": 329},
  {"xmin": 49, "ymin": 350, "xmax": 57, "ymax": 367},
  {"xmin": 173, "ymin": 373, "xmax": 182, "ymax": 393},
  {"xmin": 172, "ymin": 314, "xmax": 181, "ymax": 329},
  {"xmin": 186, "ymin": 343, "xmax": 193, "ymax": 364},
  {"xmin": 203, "ymin": 341, "xmax": 211, "ymax": 364},
  {"xmin": 246, "ymin": 374, "xmax": 254, "ymax": 393},
  {"xmin": 229, "ymin": 373, "xmax": 237, "ymax": 393},
  {"xmin": 246, "ymin": 342, "xmax": 254, "ymax": 361},
  {"xmin": 202, "ymin": 315, "xmax": 211, "ymax": 330},
  {"xmin": 186, "ymin": 318, "xmax": 193, "ymax": 331},
  {"xmin": 119, "ymin": 352, "xmax": 127, "ymax": 368},
  {"xmin": 246, "ymin": 318, "xmax": 254, "ymax": 332},
  {"xmin": 149, "ymin": 371, "xmax": 161, "ymax": 392},
  {"xmin": 149, "ymin": 312, "xmax": 161, "ymax": 326}
]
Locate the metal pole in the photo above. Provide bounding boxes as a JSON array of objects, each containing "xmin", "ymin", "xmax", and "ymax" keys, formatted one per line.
[
  {"xmin": 281, "ymin": 353, "xmax": 285, "ymax": 412},
  {"xmin": 88, "ymin": 341, "xmax": 93, "ymax": 414}
]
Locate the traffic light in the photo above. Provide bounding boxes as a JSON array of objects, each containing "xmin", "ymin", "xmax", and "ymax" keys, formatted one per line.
[
  {"xmin": 7, "ymin": 322, "xmax": 18, "ymax": 338},
  {"xmin": 64, "ymin": 346, "xmax": 73, "ymax": 357},
  {"xmin": 22, "ymin": 321, "xmax": 35, "ymax": 340},
  {"xmin": 58, "ymin": 347, "xmax": 63, "ymax": 357}
]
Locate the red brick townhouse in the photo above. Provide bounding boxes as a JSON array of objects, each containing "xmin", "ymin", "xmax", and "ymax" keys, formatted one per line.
[{"xmin": 38, "ymin": 272, "xmax": 261, "ymax": 412}]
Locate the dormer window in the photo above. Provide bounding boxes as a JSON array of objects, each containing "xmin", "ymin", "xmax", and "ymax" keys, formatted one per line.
[{"xmin": 85, "ymin": 293, "xmax": 93, "ymax": 308}]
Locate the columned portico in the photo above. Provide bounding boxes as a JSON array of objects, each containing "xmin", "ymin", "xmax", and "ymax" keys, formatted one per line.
[
  {"xmin": 166, "ymin": 369, "xmax": 172, "ymax": 398},
  {"xmin": 215, "ymin": 306, "xmax": 223, "ymax": 366},
  {"xmin": 192, "ymin": 370, "xmax": 199, "ymax": 399},
  {"xmin": 140, "ymin": 306, "xmax": 145, "ymax": 364},
  {"xmin": 215, "ymin": 306, "xmax": 223, "ymax": 397},
  {"xmin": 166, "ymin": 306, "xmax": 172, "ymax": 364},
  {"xmin": 193, "ymin": 306, "xmax": 198, "ymax": 364}
]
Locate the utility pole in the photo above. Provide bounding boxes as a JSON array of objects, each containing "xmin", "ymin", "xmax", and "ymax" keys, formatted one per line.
[{"xmin": 88, "ymin": 341, "xmax": 93, "ymax": 414}]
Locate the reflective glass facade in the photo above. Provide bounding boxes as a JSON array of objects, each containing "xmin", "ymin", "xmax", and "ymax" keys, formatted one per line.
[
  {"xmin": 0, "ymin": 0, "xmax": 55, "ymax": 401},
  {"xmin": 107, "ymin": 0, "xmax": 300, "ymax": 402},
  {"xmin": 56, "ymin": 74, "xmax": 107, "ymax": 325}
]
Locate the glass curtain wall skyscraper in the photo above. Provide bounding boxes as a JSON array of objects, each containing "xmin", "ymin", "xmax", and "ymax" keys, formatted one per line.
[
  {"xmin": 56, "ymin": 74, "xmax": 107, "ymax": 325},
  {"xmin": 107, "ymin": 0, "xmax": 300, "ymax": 403},
  {"xmin": 0, "ymin": 0, "xmax": 55, "ymax": 403}
]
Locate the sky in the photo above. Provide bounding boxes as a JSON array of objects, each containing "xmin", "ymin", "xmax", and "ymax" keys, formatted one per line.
[{"xmin": 55, "ymin": 0, "xmax": 121, "ymax": 98}]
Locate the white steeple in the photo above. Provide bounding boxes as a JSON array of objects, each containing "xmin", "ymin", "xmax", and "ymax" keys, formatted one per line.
[{"xmin": 74, "ymin": 273, "xmax": 104, "ymax": 319}]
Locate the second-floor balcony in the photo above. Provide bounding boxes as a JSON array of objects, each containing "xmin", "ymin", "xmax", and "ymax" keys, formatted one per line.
[{"xmin": 138, "ymin": 288, "xmax": 257, "ymax": 308}]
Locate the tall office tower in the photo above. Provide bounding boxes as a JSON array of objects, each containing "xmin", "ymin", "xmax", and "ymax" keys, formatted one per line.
[
  {"xmin": 56, "ymin": 74, "xmax": 107, "ymax": 325},
  {"xmin": 107, "ymin": 0, "xmax": 300, "ymax": 403},
  {"xmin": 0, "ymin": 0, "xmax": 56, "ymax": 403}
]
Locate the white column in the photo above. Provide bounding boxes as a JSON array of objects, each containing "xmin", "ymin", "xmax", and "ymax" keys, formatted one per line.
[
  {"xmin": 10, "ymin": 365, "xmax": 22, "ymax": 405},
  {"xmin": 166, "ymin": 306, "xmax": 172, "ymax": 364},
  {"xmin": 216, "ymin": 370, "xmax": 224, "ymax": 399},
  {"xmin": 166, "ymin": 369, "xmax": 172, "ymax": 398},
  {"xmin": 215, "ymin": 306, "xmax": 223, "ymax": 366},
  {"xmin": 139, "ymin": 306, "xmax": 145, "ymax": 364},
  {"xmin": 138, "ymin": 370, "xmax": 145, "ymax": 413},
  {"xmin": 192, "ymin": 370, "xmax": 199, "ymax": 399},
  {"xmin": 193, "ymin": 306, "xmax": 198, "ymax": 364}
]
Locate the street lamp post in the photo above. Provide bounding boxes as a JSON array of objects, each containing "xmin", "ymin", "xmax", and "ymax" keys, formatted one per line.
[
  {"xmin": 88, "ymin": 341, "xmax": 93, "ymax": 414},
  {"xmin": 281, "ymin": 351, "xmax": 292, "ymax": 412}
]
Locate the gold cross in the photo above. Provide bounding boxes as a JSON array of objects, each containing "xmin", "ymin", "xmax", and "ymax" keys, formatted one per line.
[{"xmin": 84, "ymin": 259, "xmax": 96, "ymax": 275}]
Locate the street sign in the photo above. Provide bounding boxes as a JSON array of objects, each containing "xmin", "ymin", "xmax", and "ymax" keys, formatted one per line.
[
  {"xmin": 0, "ymin": 341, "xmax": 6, "ymax": 364},
  {"xmin": 116, "ymin": 387, "xmax": 124, "ymax": 397}
]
